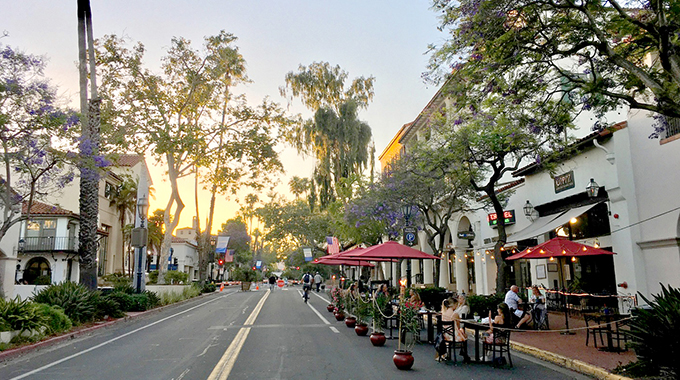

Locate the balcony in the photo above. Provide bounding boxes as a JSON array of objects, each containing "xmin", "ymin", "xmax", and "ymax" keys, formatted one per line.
[
  {"xmin": 664, "ymin": 117, "xmax": 680, "ymax": 139},
  {"xmin": 20, "ymin": 237, "xmax": 78, "ymax": 253}
]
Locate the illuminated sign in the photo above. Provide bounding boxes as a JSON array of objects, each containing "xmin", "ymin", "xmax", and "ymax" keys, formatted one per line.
[
  {"xmin": 487, "ymin": 210, "xmax": 516, "ymax": 228},
  {"xmin": 554, "ymin": 171, "xmax": 575, "ymax": 193}
]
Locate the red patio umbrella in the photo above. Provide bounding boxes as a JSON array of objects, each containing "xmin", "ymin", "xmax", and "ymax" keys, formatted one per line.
[
  {"xmin": 343, "ymin": 241, "xmax": 441, "ymax": 260},
  {"xmin": 315, "ymin": 258, "xmax": 374, "ymax": 267},
  {"xmin": 506, "ymin": 237, "xmax": 615, "ymax": 260},
  {"xmin": 506, "ymin": 236, "xmax": 615, "ymax": 334}
]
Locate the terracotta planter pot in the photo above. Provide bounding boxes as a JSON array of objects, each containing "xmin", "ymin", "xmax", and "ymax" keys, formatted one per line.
[
  {"xmin": 370, "ymin": 332, "xmax": 386, "ymax": 346},
  {"xmin": 393, "ymin": 350, "xmax": 414, "ymax": 370},
  {"xmin": 327, "ymin": 304, "xmax": 335, "ymax": 312},
  {"xmin": 334, "ymin": 311, "xmax": 345, "ymax": 321},
  {"xmin": 345, "ymin": 316, "xmax": 357, "ymax": 328},
  {"xmin": 355, "ymin": 323, "xmax": 369, "ymax": 336}
]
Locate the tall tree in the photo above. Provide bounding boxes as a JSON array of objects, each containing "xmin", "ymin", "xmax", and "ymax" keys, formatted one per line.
[
  {"xmin": 108, "ymin": 176, "xmax": 137, "ymax": 276},
  {"xmin": 77, "ymin": 0, "xmax": 101, "ymax": 290},
  {"xmin": 429, "ymin": 0, "xmax": 680, "ymax": 130},
  {"xmin": 281, "ymin": 63, "xmax": 375, "ymax": 209},
  {"xmin": 96, "ymin": 31, "xmax": 291, "ymax": 284},
  {"xmin": 288, "ymin": 176, "xmax": 310, "ymax": 199}
]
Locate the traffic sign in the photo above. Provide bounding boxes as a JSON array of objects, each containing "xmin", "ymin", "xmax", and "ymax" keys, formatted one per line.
[{"xmin": 403, "ymin": 227, "xmax": 417, "ymax": 247}]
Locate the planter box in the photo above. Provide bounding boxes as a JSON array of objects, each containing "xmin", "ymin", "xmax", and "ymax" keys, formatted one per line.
[{"xmin": 241, "ymin": 282, "xmax": 252, "ymax": 291}]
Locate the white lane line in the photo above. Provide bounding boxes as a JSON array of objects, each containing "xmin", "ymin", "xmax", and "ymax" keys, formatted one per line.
[
  {"xmin": 207, "ymin": 290, "xmax": 270, "ymax": 380},
  {"xmin": 329, "ymin": 326, "xmax": 340, "ymax": 334},
  {"xmin": 306, "ymin": 300, "xmax": 330, "ymax": 325},
  {"xmin": 8, "ymin": 293, "xmax": 234, "ymax": 380}
]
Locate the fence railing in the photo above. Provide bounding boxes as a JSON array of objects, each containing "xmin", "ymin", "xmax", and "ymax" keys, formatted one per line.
[
  {"xmin": 665, "ymin": 117, "xmax": 680, "ymax": 139},
  {"xmin": 21, "ymin": 237, "xmax": 78, "ymax": 252}
]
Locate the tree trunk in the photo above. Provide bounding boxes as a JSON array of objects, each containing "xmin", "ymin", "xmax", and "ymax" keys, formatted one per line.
[
  {"xmin": 157, "ymin": 155, "xmax": 184, "ymax": 285},
  {"xmin": 78, "ymin": 99, "xmax": 100, "ymax": 290}
]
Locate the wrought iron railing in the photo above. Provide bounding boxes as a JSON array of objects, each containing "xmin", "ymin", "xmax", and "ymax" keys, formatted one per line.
[
  {"xmin": 665, "ymin": 117, "xmax": 680, "ymax": 139},
  {"xmin": 20, "ymin": 237, "xmax": 78, "ymax": 252}
]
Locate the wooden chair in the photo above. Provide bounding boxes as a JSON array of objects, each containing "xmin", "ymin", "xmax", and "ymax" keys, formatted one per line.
[
  {"xmin": 584, "ymin": 313, "xmax": 606, "ymax": 348},
  {"xmin": 437, "ymin": 320, "xmax": 468, "ymax": 364},
  {"xmin": 610, "ymin": 315, "xmax": 630, "ymax": 351},
  {"xmin": 482, "ymin": 328, "xmax": 512, "ymax": 367}
]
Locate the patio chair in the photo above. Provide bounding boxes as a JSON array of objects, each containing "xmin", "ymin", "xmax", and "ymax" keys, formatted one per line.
[
  {"xmin": 584, "ymin": 313, "xmax": 606, "ymax": 348},
  {"xmin": 610, "ymin": 316, "xmax": 630, "ymax": 351},
  {"xmin": 437, "ymin": 320, "xmax": 468, "ymax": 364},
  {"xmin": 482, "ymin": 328, "xmax": 512, "ymax": 367}
]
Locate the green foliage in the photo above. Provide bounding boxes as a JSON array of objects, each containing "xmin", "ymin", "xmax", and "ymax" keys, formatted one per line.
[
  {"xmin": 34, "ymin": 275, "xmax": 51, "ymax": 285},
  {"xmin": 200, "ymin": 282, "xmax": 217, "ymax": 293},
  {"xmin": 149, "ymin": 270, "xmax": 159, "ymax": 284},
  {"xmin": 330, "ymin": 287, "xmax": 346, "ymax": 312},
  {"xmin": 97, "ymin": 295, "xmax": 125, "ymax": 319},
  {"xmin": 231, "ymin": 266, "xmax": 258, "ymax": 282},
  {"xmin": 32, "ymin": 282, "xmax": 99, "ymax": 324},
  {"xmin": 467, "ymin": 293, "xmax": 506, "ymax": 317},
  {"xmin": 164, "ymin": 271, "xmax": 189, "ymax": 284},
  {"xmin": 0, "ymin": 297, "xmax": 47, "ymax": 333},
  {"xmin": 159, "ymin": 285, "xmax": 202, "ymax": 306},
  {"xmin": 353, "ymin": 296, "xmax": 371, "ymax": 325},
  {"xmin": 370, "ymin": 294, "xmax": 389, "ymax": 332},
  {"xmin": 34, "ymin": 304, "xmax": 72, "ymax": 335},
  {"xmin": 627, "ymin": 285, "xmax": 680, "ymax": 378},
  {"xmin": 144, "ymin": 290, "xmax": 160, "ymax": 308},
  {"xmin": 102, "ymin": 273, "xmax": 132, "ymax": 287},
  {"xmin": 416, "ymin": 286, "xmax": 447, "ymax": 310}
]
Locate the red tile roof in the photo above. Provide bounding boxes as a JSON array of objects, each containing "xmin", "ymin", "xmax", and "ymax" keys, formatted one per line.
[
  {"xmin": 22, "ymin": 201, "xmax": 78, "ymax": 217},
  {"xmin": 114, "ymin": 154, "xmax": 144, "ymax": 167},
  {"xmin": 477, "ymin": 178, "xmax": 525, "ymax": 200}
]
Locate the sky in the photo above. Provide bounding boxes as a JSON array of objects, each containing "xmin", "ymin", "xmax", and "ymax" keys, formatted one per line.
[{"xmin": 3, "ymin": 0, "xmax": 447, "ymax": 233}]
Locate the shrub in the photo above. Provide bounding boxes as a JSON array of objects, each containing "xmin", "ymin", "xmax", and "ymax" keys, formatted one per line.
[
  {"xmin": 200, "ymin": 282, "xmax": 216, "ymax": 293},
  {"xmin": 416, "ymin": 286, "xmax": 447, "ymax": 310},
  {"xmin": 0, "ymin": 297, "xmax": 47, "ymax": 333},
  {"xmin": 97, "ymin": 295, "xmax": 125, "ymax": 319},
  {"xmin": 627, "ymin": 285, "xmax": 680, "ymax": 379},
  {"xmin": 468, "ymin": 293, "xmax": 506, "ymax": 317},
  {"xmin": 113, "ymin": 284, "xmax": 136, "ymax": 294},
  {"xmin": 102, "ymin": 273, "xmax": 132, "ymax": 287},
  {"xmin": 231, "ymin": 267, "xmax": 257, "ymax": 282},
  {"xmin": 32, "ymin": 282, "xmax": 99, "ymax": 324},
  {"xmin": 34, "ymin": 304, "xmax": 72, "ymax": 335},
  {"xmin": 34, "ymin": 275, "xmax": 52, "ymax": 285},
  {"xmin": 144, "ymin": 290, "xmax": 160, "ymax": 308},
  {"xmin": 149, "ymin": 270, "xmax": 159, "ymax": 284},
  {"xmin": 164, "ymin": 271, "xmax": 189, "ymax": 284},
  {"xmin": 106, "ymin": 292, "xmax": 133, "ymax": 311}
]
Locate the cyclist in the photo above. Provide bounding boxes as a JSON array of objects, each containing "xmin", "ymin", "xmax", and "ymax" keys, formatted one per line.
[{"xmin": 302, "ymin": 272, "xmax": 313, "ymax": 303}]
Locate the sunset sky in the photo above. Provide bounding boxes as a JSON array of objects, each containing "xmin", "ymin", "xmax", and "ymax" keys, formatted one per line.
[{"xmin": 3, "ymin": 0, "xmax": 445, "ymax": 233}]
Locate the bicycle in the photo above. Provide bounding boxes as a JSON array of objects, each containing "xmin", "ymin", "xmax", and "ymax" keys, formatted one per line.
[{"xmin": 302, "ymin": 284, "xmax": 311, "ymax": 303}]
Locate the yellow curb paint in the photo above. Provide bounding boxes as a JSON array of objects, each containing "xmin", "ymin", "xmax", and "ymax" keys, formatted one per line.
[
  {"xmin": 511, "ymin": 341, "xmax": 633, "ymax": 380},
  {"xmin": 207, "ymin": 290, "xmax": 270, "ymax": 380}
]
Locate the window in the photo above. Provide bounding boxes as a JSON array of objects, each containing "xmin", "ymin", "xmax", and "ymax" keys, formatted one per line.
[
  {"xmin": 664, "ymin": 117, "xmax": 680, "ymax": 139},
  {"xmin": 105, "ymin": 182, "xmax": 116, "ymax": 199}
]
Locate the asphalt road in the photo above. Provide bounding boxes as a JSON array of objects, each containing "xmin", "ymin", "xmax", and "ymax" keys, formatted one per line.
[{"xmin": 0, "ymin": 286, "xmax": 590, "ymax": 379}]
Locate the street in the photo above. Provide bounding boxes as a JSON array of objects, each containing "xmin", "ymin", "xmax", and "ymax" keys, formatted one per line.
[{"xmin": 1, "ymin": 287, "xmax": 589, "ymax": 380}]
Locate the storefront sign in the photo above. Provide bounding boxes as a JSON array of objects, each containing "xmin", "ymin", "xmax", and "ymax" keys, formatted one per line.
[
  {"xmin": 487, "ymin": 210, "xmax": 516, "ymax": 228},
  {"xmin": 457, "ymin": 231, "xmax": 476, "ymax": 240},
  {"xmin": 554, "ymin": 171, "xmax": 575, "ymax": 193}
]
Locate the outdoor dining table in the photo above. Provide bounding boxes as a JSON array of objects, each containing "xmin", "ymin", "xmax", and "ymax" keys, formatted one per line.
[
  {"xmin": 417, "ymin": 309, "xmax": 439, "ymax": 344},
  {"xmin": 460, "ymin": 319, "xmax": 490, "ymax": 362}
]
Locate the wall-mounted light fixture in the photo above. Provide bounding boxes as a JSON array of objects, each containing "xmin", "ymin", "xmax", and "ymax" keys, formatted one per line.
[{"xmin": 586, "ymin": 178, "xmax": 600, "ymax": 198}]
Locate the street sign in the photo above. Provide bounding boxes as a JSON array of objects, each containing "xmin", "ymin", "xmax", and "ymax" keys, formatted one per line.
[
  {"xmin": 457, "ymin": 231, "xmax": 476, "ymax": 240},
  {"xmin": 403, "ymin": 227, "xmax": 417, "ymax": 247}
]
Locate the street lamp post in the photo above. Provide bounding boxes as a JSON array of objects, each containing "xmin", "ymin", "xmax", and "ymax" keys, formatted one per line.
[
  {"xmin": 132, "ymin": 193, "xmax": 149, "ymax": 293},
  {"xmin": 401, "ymin": 204, "xmax": 413, "ymax": 288}
]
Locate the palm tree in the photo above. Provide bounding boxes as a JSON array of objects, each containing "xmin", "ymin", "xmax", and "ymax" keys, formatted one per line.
[
  {"xmin": 109, "ymin": 178, "xmax": 137, "ymax": 277},
  {"xmin": 147, "ymin": 209, "xmax": 166, "ymax": 272}
]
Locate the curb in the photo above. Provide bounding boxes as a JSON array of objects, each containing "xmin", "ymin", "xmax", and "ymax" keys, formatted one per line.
[
  {"xmin": 0, "ymin": 287, "xmax": 235, "ymax": 363},
  {"xmin": 511, "ymin": 341, "xmax": 632, "ymax": 380}
]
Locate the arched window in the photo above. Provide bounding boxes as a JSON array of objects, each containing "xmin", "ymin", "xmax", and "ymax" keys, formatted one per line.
[{"xmin": 24, "ymin": 257, "xmax": 51, "ymax": 285}]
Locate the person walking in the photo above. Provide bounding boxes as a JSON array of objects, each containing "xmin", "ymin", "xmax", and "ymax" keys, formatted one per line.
[
  {"xmin": 268, "ymin": 275, "xmax": 276, "ymax": 291},
  {"xmin": 314, "ymin": 272, "xmax": 323, "ymax": 292}
]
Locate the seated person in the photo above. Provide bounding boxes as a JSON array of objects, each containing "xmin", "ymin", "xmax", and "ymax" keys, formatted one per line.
[
  {"xmin": 407, "ymin": 289, "xmax": 422, "ymax": 306},
  {"xmin": 436, "ymin": 298, "xmax": 467, "ymax": 361},
  {"xmin": 453, "ymin": 294, "xmax": 470, "ymax": 319},
  {"xmin": 484, "ymin": 302, "xmax": 512, "ymax": 344},
  {"xmin": 504, "ymin": 285, "xmax": 532, "ymax": 329},
  {"xmin": 530, "ymin": 286, "xmax": 547, "ymax": 322}
]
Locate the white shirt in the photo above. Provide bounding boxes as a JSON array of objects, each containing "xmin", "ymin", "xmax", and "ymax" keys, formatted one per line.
[
  {"xmin": 504, "ymin": 290, "xmax": 521, "ymax": 310},
  {"xmin": 314, "ymin": 274, "xmax": 322, "ymax": 284}
]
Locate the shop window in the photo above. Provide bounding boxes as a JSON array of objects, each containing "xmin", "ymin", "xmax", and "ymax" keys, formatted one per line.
[
  {"xmin": 23, "ymin": 257, "xmax": 51, "ymax": 285},
  {"xmin": 553, "ymin": 203, "xmax": 610, "ymax": 240}
]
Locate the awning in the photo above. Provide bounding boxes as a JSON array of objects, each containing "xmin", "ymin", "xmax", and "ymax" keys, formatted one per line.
[{"xmin": 507, "ymin": 202, "xmax": 602, "ymax": 243}]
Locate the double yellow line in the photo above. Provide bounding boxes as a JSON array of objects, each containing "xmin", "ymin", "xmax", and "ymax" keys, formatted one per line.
[{"xmin": 207, "ymin": 290, "xmax": 270, "ymax": 380}]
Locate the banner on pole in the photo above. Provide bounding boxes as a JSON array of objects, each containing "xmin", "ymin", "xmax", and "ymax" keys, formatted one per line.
[
  {"xmin": 215, "ymin": 236, "xmax": 230, "ymax": 254},
  {"xmin": 303, "ymin": 247, "xmax": 313, "ymax": 262}
]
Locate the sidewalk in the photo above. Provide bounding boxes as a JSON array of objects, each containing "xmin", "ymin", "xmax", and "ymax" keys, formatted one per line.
[{"xmin": 503, "ymin": 311, "xmax": 635, "ymax": 379}]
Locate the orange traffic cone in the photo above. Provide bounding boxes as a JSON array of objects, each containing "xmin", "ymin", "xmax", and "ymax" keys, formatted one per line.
[
  {"xmin": 219, "ymin": 282, "xmax": 224, "ymax": 292},
  {"xmin": 255, "ymin": 284, "xmax": 259, "ymax": 290}
]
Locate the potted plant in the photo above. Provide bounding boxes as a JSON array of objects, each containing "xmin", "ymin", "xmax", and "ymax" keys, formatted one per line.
[
  {"xmin": 345, "ymin": 291, "xmax": 357, "ymax": 328},
  {"xmin": 393, "ymin": 298, "xmax": 422, "ymax": 370},
  {"xmin": 231, "ymin": 267, "xmax": 256, "ymax": 291},
  {"xmin": 353, "ymin": 294, "xmax": 370, "ymax": 336},
  {"xmin": 325, "ymin": 289, "xmax": 335, "ymax": 312},
  {"xmin": 331, "ymin": 288, "xmax": 346, "ymax": 321},
  {"xmin": 369, "ymin": 294, "xmax": 389, "ymax": 346}
]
